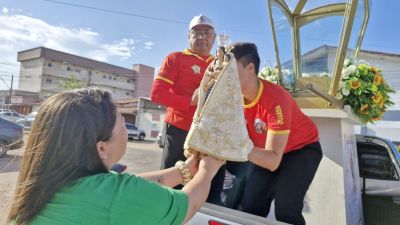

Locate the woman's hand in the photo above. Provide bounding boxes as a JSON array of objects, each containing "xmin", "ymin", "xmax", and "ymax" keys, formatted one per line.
[{"xmin": 185, "ymin": 153, "xmax": 199, "ymax": 177}]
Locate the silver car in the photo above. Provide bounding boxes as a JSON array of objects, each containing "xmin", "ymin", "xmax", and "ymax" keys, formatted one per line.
[
  {"xmin": 356, "ymin": 134, "xmax": 400, "ymax": 196},
  {"xmin": 125, "ymin": 123, "xmax": 146, "ymax": 141},
  {"xmin": 16, "ymin": 111, "xmax": 37, "ymax": 129},
  {"xmin": 0, "ymin": 111, "xmax": 24, "ymax": 123}
]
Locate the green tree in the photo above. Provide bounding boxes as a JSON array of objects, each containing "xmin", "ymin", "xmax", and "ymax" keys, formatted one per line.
[{"xmin": 59, "ymin": 75, "xmax": 85, "ymax": 90}]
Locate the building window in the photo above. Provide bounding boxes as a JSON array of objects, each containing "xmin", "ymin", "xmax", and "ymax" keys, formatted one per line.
[
  {"xmin": 109, "ymin": 76, "xmax": 112, "ymax": 80},
  {"xmin": 67, "ymin": 67, "xmax": 71, "ymax": 71},
  {"xmin": 46, "ymin": 78, "xmax": 52, "ymax": 83},
  {"xmin": 48, "ymin": 63, "xmax": 52, "ymax": 67},
  {"xmin": 103, "ymin": 75, "xmax": 107, "ymax": 79},
  {"xmin": 126, "ymin": 91, "xmax": 130, "ymax": 96},
  {"xmin": 127, "ymin": 79, "xmax": 131, "ymax": 83},
  {"xmin": 75, "ymin": 69, "xmax": 81, "ymax": 73},
  {"xmin": 113, "ymin": 77, "xmax": 117, "ymax": 81}
]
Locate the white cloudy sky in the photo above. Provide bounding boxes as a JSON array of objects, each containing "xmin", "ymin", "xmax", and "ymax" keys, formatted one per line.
[
  {"xmin": 0, "ymin": 6, "xmax": 158, "ymax": 89},
  {"xmin": 0, "ymin": 7, "xmax": 154, "ymax": 65}
]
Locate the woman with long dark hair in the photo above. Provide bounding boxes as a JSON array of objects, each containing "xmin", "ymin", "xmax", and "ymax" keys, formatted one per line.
[{"xmin": 7, "ymin": 88, "xmax": 224, "ymax": 225}]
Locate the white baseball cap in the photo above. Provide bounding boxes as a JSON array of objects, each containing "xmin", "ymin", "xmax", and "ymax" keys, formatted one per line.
[{"xmin": 189, "ymin": 14, "xmax": 215, "ymax": 30}]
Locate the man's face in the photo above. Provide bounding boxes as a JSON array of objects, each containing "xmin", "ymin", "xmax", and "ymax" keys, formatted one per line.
[
  {"xmin": 236, "ymin": 60, "xmax": 255, "ymax": 93},
  {"xmin": 188, "ymin": 25, "xmax": 216, "ymax": 55}
]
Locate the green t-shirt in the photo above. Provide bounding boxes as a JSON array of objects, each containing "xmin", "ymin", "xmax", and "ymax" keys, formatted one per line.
[{"xmin": 24, "ymin": 172, "xmax": 188, "ymax": 225}]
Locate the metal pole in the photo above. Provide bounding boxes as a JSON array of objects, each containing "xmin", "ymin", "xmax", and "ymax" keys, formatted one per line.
[{"xmin": 9, "ymin": 75, "xmax": 13, "ymax": 104}]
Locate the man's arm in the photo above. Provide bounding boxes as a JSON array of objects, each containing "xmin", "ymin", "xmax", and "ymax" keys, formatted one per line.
[
  {"xmin": 150, "ymin": 78, "xmax": 198, "ymax": 110},
  {"xmin": 247, "ymin": 133, "xmax": 289, "ymax": 171}
]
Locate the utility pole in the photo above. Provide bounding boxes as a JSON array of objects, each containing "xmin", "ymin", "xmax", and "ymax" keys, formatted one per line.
[
  {"xmin": 8, "ymin": 74, "xmax": 13, "ymax": 104},
  {"xmin": 86, "ymin": 71, "xmax": 92, "ymax": 87}
]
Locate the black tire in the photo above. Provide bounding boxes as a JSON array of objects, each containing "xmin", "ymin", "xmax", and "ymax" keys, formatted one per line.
[
  {"xmin": 138, "ymin": 133, "xmax": 145, "ymax": 141},
  {"xmin": 0, "ymin": 142, "xmax": 9, "ymax": 158}
]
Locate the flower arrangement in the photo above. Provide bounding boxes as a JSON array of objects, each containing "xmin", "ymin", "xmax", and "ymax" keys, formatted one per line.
[
  {"xmin": 336, "ymin": 59, "xmax": 395, "ymax": 124},
  {"xmin": 258, "ymin": 66, "xmax": 280, "ymax": 85}
]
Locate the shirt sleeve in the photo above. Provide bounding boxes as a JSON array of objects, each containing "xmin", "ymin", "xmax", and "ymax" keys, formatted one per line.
[
  {"xmin": 150, "ymin": 53, "xmax": 192, "ymax": 110},
  {"xmin": 110, "ymin": 174, "xmax": 188, "ymax": 225},
  {"xmin": 158, "ymin": 53, "xmax": 179, "ymax": 82},
  {"xmin": 266, "ymin": 96, "xmax": 292, "ymax": 135}
]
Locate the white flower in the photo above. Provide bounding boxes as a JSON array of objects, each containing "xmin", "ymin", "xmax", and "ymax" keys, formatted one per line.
[
  {"xmin": 265, "ymin": 76, "xmax": 273, "ymax": 82},
  {"xmin": 341, "ymin": 68, "xmax": 350, "ymax": 79},
  {"xmin": 348, "ymin": 65, "xmax": 357, "ymax": 74},
  {"xmin": 339, "ymin": 81, "xmax": 346, "ymax": 88},
  {"xmin": 342, "ymin": 88, "xmax": 350, "ymax": 96},
  {"xmin": 336, "ymin": 92, "xmax": 343, "ymax": 100},
  {"xmin": 266, "ymin": 75, "xmax": 279, "ymax": 84},
  {"xmin": 344, "ymin": 59, "xmax": 350, "ymax": 67}
]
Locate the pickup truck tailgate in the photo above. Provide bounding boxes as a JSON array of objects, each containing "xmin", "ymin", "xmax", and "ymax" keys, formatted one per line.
[{"xmin": 187, "ymin": 203, "xmax": 289, "ymax": 225}]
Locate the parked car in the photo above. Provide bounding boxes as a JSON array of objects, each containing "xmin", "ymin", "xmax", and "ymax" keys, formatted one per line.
[
  {"xmin": 157, "ymin": 132, "xmax": 164, "ymax": 148},
  {"xmin": 0, "ymin": 111, "xmax": 24, "ymax": 123},
  {"xmin": 125, "ymin": 123, "xmax": 146, "ymax": 141},
  {"xmin": 356, "ymin": 134, "xmax": 400, "ymax": 225},
  {"xmin": 0, "ymin": 109, "xmax": 18, "ymax": 113},
  {"xmin": 16, "ymin": 111, "xmax": 37, "ymax": 129},
  {"xmin": 356, "ymin": 134, "xmax": 400, "ymax": 197},
  {"xmin": 0, "ymin": 117, "xmax": 24, "ymax": 158}
]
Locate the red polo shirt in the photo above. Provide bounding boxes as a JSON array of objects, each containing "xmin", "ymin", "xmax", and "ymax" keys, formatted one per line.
[
  {"xmin": 150, "ymin": 49, "xmax": 214, "ymax": 131},
  {"xmin": 244, "ymin": 79, "xmax": 319, "ymax": 153}
]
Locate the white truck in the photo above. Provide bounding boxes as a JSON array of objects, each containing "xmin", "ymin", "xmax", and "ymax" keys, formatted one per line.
[{"xmin": 184, "ymin": 134, "xmax": 400, "ymax": 225}]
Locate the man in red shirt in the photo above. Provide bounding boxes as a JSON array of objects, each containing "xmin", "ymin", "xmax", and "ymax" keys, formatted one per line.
[
  {"xmin": 150, "ymin": 15, "xmax": 224, "ymax": 204},
  {"xmin": 231, "ymin": 42, "xmax": 323, "ymax": 225}
]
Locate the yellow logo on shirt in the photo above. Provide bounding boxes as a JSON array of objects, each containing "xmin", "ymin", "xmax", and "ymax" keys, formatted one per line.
[{"xmin": 275, "ymin": 105, "xmax": 284, "ymax": 124}]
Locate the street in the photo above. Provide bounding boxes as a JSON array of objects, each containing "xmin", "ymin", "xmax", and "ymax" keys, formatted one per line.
[{"xmin": 0, "ymin": 136, "xmax": 163, "ymax": 224}]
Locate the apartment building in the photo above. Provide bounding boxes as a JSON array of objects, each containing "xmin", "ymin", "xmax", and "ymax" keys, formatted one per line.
[{"xmin": 16, "ymin": 47, "xmax": 154, "ymax": 100}]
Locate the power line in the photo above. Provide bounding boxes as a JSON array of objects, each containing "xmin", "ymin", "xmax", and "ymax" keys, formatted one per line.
[
  {"xmin": 42, "ymin": 0, "xmax": 269, "ymax": 35},
  {"xmin": 43, "ymin": 0, "xmax": 187, "ymax": 25}
]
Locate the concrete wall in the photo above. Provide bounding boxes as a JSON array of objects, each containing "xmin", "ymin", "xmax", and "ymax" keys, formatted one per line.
[
  {"xmin": 301, "ymin": 109, "xmax": 363, "ymax": 225},
  {"xmin": 133, "ymin": 64, "xmax": 154, "ymax": 98},
  {"xmin": 136, "ymin": 108, "xmax": 166, "ymax": 140},
  {"xmin": 18, "ymin": 58, "xmax": 43, "ymax": 92}
]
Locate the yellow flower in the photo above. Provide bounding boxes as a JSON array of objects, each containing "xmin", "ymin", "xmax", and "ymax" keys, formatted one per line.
[
  {"xmin": 350, "ymin": 79, "xmax": 361, "ymax": 89},
  {"xmin": 373, "ymin": 74, "xmax": 383, "ymax": 86},
  {"xmin": 360, "ymin": 104, "xmax": 369, "ymax": 114},
  {"xmin": 372, "ymin": 92, "xmax": 383, "ymax": 104},
  {"xmin": 378, "ymin": 99, "xmax": 385, "ymax": 108},
  {"xmin": 371, "ymin": 66, "xmax": 381, "ymax": 75}
]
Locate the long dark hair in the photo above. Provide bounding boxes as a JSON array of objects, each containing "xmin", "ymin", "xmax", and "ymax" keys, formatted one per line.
[{"xmin": 7, "ymin": 88, "xmax": 116, "ymax": 225}]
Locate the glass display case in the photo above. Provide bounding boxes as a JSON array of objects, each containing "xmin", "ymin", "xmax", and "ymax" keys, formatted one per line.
[{"xmin": 267, "ymin": 0, "xmax": 369, "ymax": 108}]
